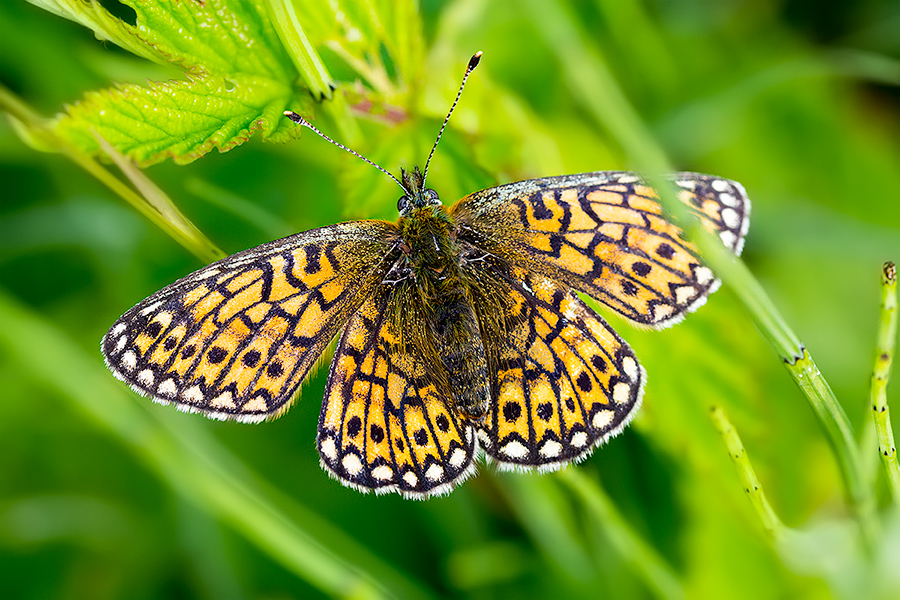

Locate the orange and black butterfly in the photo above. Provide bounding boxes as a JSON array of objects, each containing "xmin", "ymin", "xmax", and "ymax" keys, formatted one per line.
[{"xmin": 102, "ymin": 54, "xmax": 750, "ymax": 498}]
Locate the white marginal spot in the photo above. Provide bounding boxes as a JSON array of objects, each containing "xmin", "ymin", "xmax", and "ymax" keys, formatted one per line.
[
  {"xmin": 243, "ymin": 396, "xmax": 267, "ymax": 412},
  {"xmin": 114, "ymin": 335, "xmax": 127, "ymax": 353},
  {"xmin": 449, "ymin": 448, "xmax": 467, "ymax": 468},
  {"xmin": 403, "ymin": 471, "xmax": 418, "ymax": 487},
  {"xmin": 122, "ymin": 350, "xmax": 137, "ymax": 371},
  {"xmin": 183, "ymin": 386, "xmax": 203, "ymax": 403},
  {"xmin": 110, "ymin": 323, "xmax": 126, "ymax": 337},
  {"xmin": 613, "ymin": 382, "xmax": 631, "ymax": 405},
  {"xmin": 615, "ymin": 174, "xmax": 638, "ymax": 183},
  {"xmin": 592, "ymin": 409, "xmax": 614, "ymax": 429},
  {"xmin": 158, "ymin": 379, "xmax": 177, "ymax": 398},
  {"xmin": 676, "ymin": 179, "xmax": 696, "ymax": 190},
  {"xmin": 501, "ymin": 440, "xmax": 529, "ymax": 459},
  {"xmin": 211, "ymin": 391, "xmax": 236, "ymax": 409},
  {"xmin": 342, "ymin": 453, "xmax": 363, "ymax": 476},
  {"xmin": 571, "ymin": 431, "xmax": 588, "ymax": 447},
  {"xmin": 137, "ymin": 369, "xmax": 154, "ymax": 387},
  {"xmin": 372, "ymin": 465, "xmax": 393, "ymax": 481},
  {"xmin": 621, "ymin": 356, "xmax": 638, "ymax": 380},
  {"xmin": 425, "ymin": 464, "xmax": 445, "ymax": 482},
  {"xmin": 719, "ymin": 230, "xmax": 737, "ymax": 249},
  {"xmin": 320, "ymin": 436, "xmax": 337, "ymax": 461},
  {"xmin": 721, "ymin": 207, "xmax": 740, "ymax": 229},
  {"xmin": 711, "ymin": 179, "xmax": 730, "ymax": 192},
  {"xmin": 719, "ymin": 192, "xmax": 738, "ymax": 207},
  {"xmin": 695, "ymin": 266, "xmax": 714, "ymax": 285},
  {"xmin": 140, "ymin": 300, "xmax": 162, "ymax": 316},
  {"xmin": 539, "ymin": 440, "xmax": 562, "ymax": 458},
  {"xmin": 652, "ymin": 304, "xmax": 675, "ymax": 322},
  {"xmin": 675, "ymin": 285, "xmax": 698, "ymax": 305}
]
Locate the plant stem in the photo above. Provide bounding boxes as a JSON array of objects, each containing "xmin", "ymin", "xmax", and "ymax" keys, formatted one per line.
[
  {"xmin": 710, "ymin": 406, "xmax": 787, "ymax": 541},
  {"xmin": 872, "ymin": 262, "xmax": 900, "ymax": 501},
  {"xmin": 523, "ymin": 0, "xmax": 878, "ymax": 551},
  {"xmin": 0, "ymin": 84, "xmax": 224, "ymax": 264}
]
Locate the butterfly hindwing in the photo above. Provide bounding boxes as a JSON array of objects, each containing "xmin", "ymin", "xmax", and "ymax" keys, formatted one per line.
[
  {"xmin": 101, "ymin": 221, "xmax": 399, "ymax": 422},
  {"xmin": 467, "ymin": 263, "xmax": 644, "ymax": 468},
  {"xmin": 317, "ymin": 286, "xmax": 477, "ymax": 497},
  {"xmin": 451, "ymin": 171, "xmax": 750, "ymax": 328}
]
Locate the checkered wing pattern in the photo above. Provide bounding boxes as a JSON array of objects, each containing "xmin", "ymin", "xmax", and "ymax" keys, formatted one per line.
[
  {"xmin": 451, "ymin": 171, "xmax": 750, "ymax": 328},
  {"xmin": 317, "ymin": 286, "xmax": 477, "ymax": 497},
  {"xmin": 468, "ymin": 264, "xmax": 644, "ymax": 469},
  {"xmin": 101, "ymin": 221, "xmax": 399, "ymax": 422}
]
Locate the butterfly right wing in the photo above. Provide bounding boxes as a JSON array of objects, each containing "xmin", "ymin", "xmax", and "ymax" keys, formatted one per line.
[
  {"xmin": 101, "ymin": 221, "xmax": 400, "ymax": 422},
  {"xmin": 451, "ymin": 171, "xmax": 750, "ymax": 328},
  {"xmin": 317, "ymin": 284, "xmax": 477, "ymax": 498},
  {"xmin": 462, "ymin": 255, "xmax": 644, "ymax": 469}
]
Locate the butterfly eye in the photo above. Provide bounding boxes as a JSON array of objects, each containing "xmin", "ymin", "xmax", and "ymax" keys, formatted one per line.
[
  {"xmin": 425, "ymin": 189, "xmax": 440, "ymax": 205},
  {"xmin": 397, "ymin": 195, "xmax": 411, "ymax": 213}
]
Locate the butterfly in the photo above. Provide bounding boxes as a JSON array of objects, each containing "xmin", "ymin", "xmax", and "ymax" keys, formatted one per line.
[{"xmin": 101, "ymin": 53, "xmax": 750, "ymax": 498}]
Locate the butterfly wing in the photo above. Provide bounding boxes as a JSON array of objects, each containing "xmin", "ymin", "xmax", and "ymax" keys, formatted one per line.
[
  {"xmin": 101, "ymin": 221, "xmax": 399, "ymax": 422},
  {"xmin": 317, "ymin": 285, "xmax": 477, "ymax": 497},
  {"xmin": 464, "ymin": 258, "xmax": 643, "ymax": 468},
  {"xmin": 450, "ymin": 171, "xmax": 750, "ymax": 328}
]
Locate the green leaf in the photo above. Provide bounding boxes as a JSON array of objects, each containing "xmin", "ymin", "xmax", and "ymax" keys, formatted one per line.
[
  {"xmin": 57, "ymin": 72, "xmax": 304, "ymax": 166},
  {"xmin": 129, "ymin": 0, "xmax": 294, "ymax": 79},
  {"xmin": 52, "ymin": 0, "xmax": 311, "ymax": 166},
  {"xmin": 24, "ymin": 0, "xmax": 161, "ymax": 64}
]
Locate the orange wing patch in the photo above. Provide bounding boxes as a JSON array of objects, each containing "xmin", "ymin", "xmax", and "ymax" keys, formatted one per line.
[
  {"xmin": 101, "ymin": 221, "xmax": 399, "ymax": 422},
  {"xmin": 317, "ymin": 287, "xmax": 476, "ymax": 497},
  {"xmin": 471, "ymin": 265, "xmax": 644, "ymax": 468}
]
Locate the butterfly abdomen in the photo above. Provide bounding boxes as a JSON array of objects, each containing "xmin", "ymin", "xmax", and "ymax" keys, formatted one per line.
[
  {"xmin": 396, "ymin": 205, "xmax": 491, "ymax": 421},
  {"xmin": 428, "ymin": 290, "xmax": 490, "ymax": 421}
]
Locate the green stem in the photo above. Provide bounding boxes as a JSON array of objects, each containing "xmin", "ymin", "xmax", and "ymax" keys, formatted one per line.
[
  {"xmin": 0, "ymin": 84, "xmax": 224, "ymax": 264},
  {"xmin": 872, "ymin": 262, "xmax": 900, "ymax": 500},
  {"xmin": 523, "ymin": 0, "xmax": 877, "ymax": 551},
  {"xmin": 709, "ymin": 406, "xmax": 787, "ymax": 541}
]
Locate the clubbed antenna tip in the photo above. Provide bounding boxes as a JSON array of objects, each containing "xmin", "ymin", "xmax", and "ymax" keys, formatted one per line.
[
  {"xmin": 421, "ymin": 51, "xmax": 483, "ymax": 187},
  {"xmin": 468, "ymin": 51, "xmax": 482, "ymax": 70}
]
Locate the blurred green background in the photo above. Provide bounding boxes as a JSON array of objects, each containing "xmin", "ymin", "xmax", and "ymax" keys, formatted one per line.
[{"xmin": 2, "ymin": 0, "xmax": 900, "ymax": 598}]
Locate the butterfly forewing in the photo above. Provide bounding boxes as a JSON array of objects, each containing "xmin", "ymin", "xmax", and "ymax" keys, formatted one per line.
[
  {"xmin": 318, "ymin": 286, "xmax": 476, "ymax": 497},
  {"xmin": 102, "ymin": 221, "xmax": 399, "ymax": 421},
  {"xmin": 451, "ymin": 171, "xmax": 750, "ymax": 328}
]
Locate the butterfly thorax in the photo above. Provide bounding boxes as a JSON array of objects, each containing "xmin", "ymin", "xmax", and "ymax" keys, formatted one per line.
[{"xmin": 395, "ymin": 197, "xmax": 490, "ymax": 421}]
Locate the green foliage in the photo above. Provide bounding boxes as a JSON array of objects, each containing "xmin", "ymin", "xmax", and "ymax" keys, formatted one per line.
[{"xmin": 2, "ymin": 1, "xmax": 900, "ymax": 599}]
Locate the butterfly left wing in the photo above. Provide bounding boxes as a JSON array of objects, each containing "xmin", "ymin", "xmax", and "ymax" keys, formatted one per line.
[
  {"xmin": 451, "ymin": 171, "xmax": 750, "ymax": 329},
  {"xmin": 466, "ymin": 262, "xmax": 644, "ymax": 468},
  {"xmin": 317, "ymin": 285, "xmax": 477, "ymax": 497},
  {"xmin": 102, "ymin": 221, "xmax": 399, "ymax": 422}
]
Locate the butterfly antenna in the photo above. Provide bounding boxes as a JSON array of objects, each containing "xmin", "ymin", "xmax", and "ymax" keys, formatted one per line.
[
  {"xmin": 283, "ymin": 111, "xmax": 406, "ymax": 192},
  {"xmin": 421, "ymin": 51, "xmax": 482, "ymax": 189}
]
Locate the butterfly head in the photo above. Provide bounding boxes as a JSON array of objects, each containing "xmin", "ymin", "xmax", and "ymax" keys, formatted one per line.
[{"xmin": 398, "ymin": 166, "xmax": 440, "ymax": 216}]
